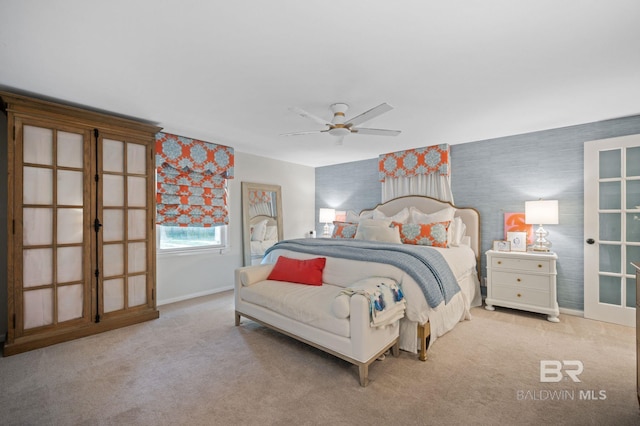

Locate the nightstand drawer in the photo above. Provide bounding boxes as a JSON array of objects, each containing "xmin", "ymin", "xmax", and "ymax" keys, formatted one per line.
[
  {"xmin": 491, "ymin": 271, "xmax": 550, "ymax": 291},
  {"xmin": 492, "ymin": 257, "xmax": 551, "ymax": 273},
  {"xmin": 492, "ymin": 285, "xmax": 550, "ymax": 306}
]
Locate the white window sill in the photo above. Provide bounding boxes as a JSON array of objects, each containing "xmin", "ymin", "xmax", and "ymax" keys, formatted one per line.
[{"xmin": 157, "ymin": 246, "xmax": 231, "ymax": 257}]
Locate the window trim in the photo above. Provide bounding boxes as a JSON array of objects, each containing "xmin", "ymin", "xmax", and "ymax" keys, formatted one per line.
[{"xmin": 156, "ymin": 225, "xmax": 229, "ymax": 256}]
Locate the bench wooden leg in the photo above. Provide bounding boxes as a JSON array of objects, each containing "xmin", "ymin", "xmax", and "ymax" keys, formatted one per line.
[
  {"xmin": 235, "ymin": 311, "xmax": 241, "ymax": 326},
  {"xmin": 391, "ymin": 341, "xmax": 400, "ymax": 357},
  {"xmin": 358, "ymin": 364, "xmax": 369, "ymax": 387},
  {"xmin": 418, "ymin": 322, "xmax": 431, "ymax": 361}
]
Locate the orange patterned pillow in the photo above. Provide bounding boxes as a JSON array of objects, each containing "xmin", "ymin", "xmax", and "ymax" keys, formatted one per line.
[
  {"xmin": 392, "ymin": 221, "xmax": 450, "ymax": 248},
  {"xmin": 331, "ymin": 221, "xmax": 358, "ymax": 238}
]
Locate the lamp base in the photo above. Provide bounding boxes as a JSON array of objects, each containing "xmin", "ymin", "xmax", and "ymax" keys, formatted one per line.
[
  {"xmin": 532, "ymin": 225, "xmax": 552, "ymax": 252},
  {"xmin": 322, "ymin": 223, "xmax": 331, "ymax": 238}
]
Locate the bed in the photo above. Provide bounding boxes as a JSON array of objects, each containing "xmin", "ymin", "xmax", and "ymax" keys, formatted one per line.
[{"xmin": 261, "ymin": 195, "xmax": 482, "ymax": 360}]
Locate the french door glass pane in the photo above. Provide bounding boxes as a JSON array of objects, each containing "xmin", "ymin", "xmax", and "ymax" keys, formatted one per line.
[
  {"xmin": 628, "ymin": 213, "xmax": 640, "ymax": 243},
  {"xmin": 57, "ymin": 170, "xmax": 83, "ymax": 206},
  {"xmin": 600, "ymin": 149, "xmax": 621, "ymax": 179},
  {"xmin": 628, "ymin": 246, "xmax": 640, "ymax": 275},
  {"xmin": 57, "ymin": 131, "xmax": 84, "ymax": 168},
  {"xmin": 23, "ymin": 167, "xmax": 52, "ymax": 204},
  {"xmin": 627, "ymin": 146, "xmax": 640, "ymax": 177},
  {"xmin": 127, "ymin": 143, "xmax": 146, "ymax": 174},
  {"xmin": 57, "ymin": 246, "xmax": 83, "ymax": 283},
  {"xmin": 103, "ymin": 209, "xmax": 124, "ymax": 242},
  {"xmin": 103, "ymin": 139, "xmax": 124, "ymax": 173},
  {"xmin": 627, "ymin": 180, "xmax": 640, "ymax": 210},
  {"xmin": 103, "ymin": 175, "xmax": 124, "ymax": 206},
  {"xmin": 626, "ymin": 278, "xmax": 636, "ymax": 308},
  {"xmin": 23, "ymin": 126, "xmax": 53, "ymax": 165},
  {"xmin": 128, "ymin": 275, "xmax": 147, "ymax": 306},
  {"xmin": 23, "ymin": 289, "xmax": 53, "ymax": 329},
  {"xmin": 599, "ymin": 244, "xmax": 621, "ymax": 273},
  {"xmin": 57, "ymin": 284, "xmax": 84, "ymax": 322},
  {"xmin": 23, "ymin": 248, "xmax": 52, "ymax": 287},
  {"xmin": 103, "ymin": 278, "xmax": 124, "ymax": 313},
  {"xmin": 599, "ymin": 275, "xmax": 621, "ymax": 305},
  {"xmin": 128, "ymin": 209, "xmax": 146, "ymax": 240},
  {"xmin": 599, "ymin": 181, "xmax": 621, "ymax": 210},
  {"xmin": 599, "ymin": 213, "xmax": 621, "ymax": 241},
  {"xmin": 127, "ymin": 176, "xmax": 146, "ymax": 207},
  {"xmin": 103, "ymin": 244, "xmax": 124, "ymax": 277},
  {"xmin": 23, "ymin": 208, "xmax": 52, "ymax": 245},
  {"xmin": 57, "ymin": 208, "xmax": 83, "ymax": 244},
  {"xmin": 128, "ymin": 242, "xmax": 146, "ymax": 273}
]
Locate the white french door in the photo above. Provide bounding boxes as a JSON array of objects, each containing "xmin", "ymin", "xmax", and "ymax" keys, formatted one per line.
[{"xmin": 584, "ymin": 134, "xmax": 640, "ymax": 326}]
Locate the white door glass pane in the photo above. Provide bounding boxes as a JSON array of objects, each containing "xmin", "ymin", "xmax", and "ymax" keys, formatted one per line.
[
  {"xmin": 103, "ymin": 209, "xmax": 124, "ymax": 241},
  {"xmin": 24, "ymin": 288, "xmax": 53, "ymax": 329},
  {"xmin": 599, "ymin": 181, "xmax": 620, "ymax": 210},
  {"xmin": 127, "ymin": 176, "xmax": 146, "ymax": 207},
  {"xmin": 103, "ymin": 139, "xmax": 124, "ymax": 172},
  {"xmin": 57, "ymin": 284, "xmax": 84, "ymax": 322},
  {"xmin": 628, "ymin": 246, "xmax": 640, "ymax": 275},
  {"xmin": 599, "ymin": 213, "xmax": 621, "ymax": 241},
  {"xmin": 627, "ymin": 146, "xmax": 640, "ymax": 177},
  {"xmin": 57, "ymin": 170, "xmax": 84, "ymax": 206},
  {"xmin": 128, "ymin": 275, "xmax": 147, "ymax": 307},
  {"xmin": 57, "ymin": 131, "xmax": 84, "ymax": 169},
  {"xmin": 103, "ymin": 278, "xmax": 124, "ymax": 313},
  {"xmin": 57, "ymin": 208, "xmax": 83, "ymax": 244},
  {"xmin": 127, "ymin": 143, "xmax": 146, "ymax": 174},
  {"xmin": 599, "ymin": 275, "xmax": 621, "ymax": 305},
  {"xmin": 57, "ymin": 246, "xmax": 83, "ymax": 283},
  {"xmin": 627, "ymin": 213, "xmax": 640, "ymax": 243},
  {"xmin": 23, "ymin": 208, "xmax": 52, "ymax": 246},
  {"xmin": 23, "ymin": 248, "xmax": 52, "ymax": 287},
  {"xmin": 626, "ymin": 278, "xmax": 636, "ymax": 308},
  {"xmin": 23, "ymin": 126, "xmax": 53, "ymax": 165},
  {"xmin": 24, "ymin": 167, "xmax": 53, "ymax": 205},
  {"xmin": 128, "ymin": 209, "xmax": 146, "ymax": 240},
  {"xmin": 128, "ymin": 242, "xmax": 146, "ymax": 273},
  {"xmin": 599, "ymin": 149, "xmax": 621, "ymax": 179},
  {"xmin": 599, "ymin": 244, "xmax": 621, "ymax": 273},
  {"xmin": 628, "ymin": 180, "xmax": 640, "ymax": 210},
  {"xmin": 103, "ymin": 174, "xmax": 124, "ymax": 207},
  {"xmin": 103, "ymin": 244, "xmax": 124, "ymax": 277}
]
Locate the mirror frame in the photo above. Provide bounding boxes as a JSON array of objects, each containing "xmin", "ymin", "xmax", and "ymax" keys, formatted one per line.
[{"xmin": 241, "ymin": 182, "xmax": 283, "ymax": 266}]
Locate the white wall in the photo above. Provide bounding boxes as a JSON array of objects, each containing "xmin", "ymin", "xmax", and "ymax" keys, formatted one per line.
[{"xmin": 156, "ymin": 151, "xmax": 315, "ymax": 305}]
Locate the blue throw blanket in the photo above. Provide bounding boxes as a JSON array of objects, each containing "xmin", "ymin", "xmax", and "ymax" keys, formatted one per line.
[{"xmin": 264, "ymin": 238, "xmax": 460, "ymax": 308}]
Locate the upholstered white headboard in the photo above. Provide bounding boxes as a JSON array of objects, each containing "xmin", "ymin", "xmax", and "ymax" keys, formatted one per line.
[{"xmin": 360, "ymin": 195, "xmax": 481, "ymax": 279}]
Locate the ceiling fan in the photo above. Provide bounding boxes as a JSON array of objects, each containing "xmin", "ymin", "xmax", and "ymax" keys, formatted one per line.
[{"xmin": 281, "ymin": 102, "xmax": 401, "ymax": 145}]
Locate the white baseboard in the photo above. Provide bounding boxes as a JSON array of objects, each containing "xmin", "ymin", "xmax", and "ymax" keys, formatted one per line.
[
  {"xmin": 158, "ymin": 285, "xmax": 234, "ymax": 306},
  {"xmin": 559, "ymin": 307, "xmax": 584, "ymax": 317}
]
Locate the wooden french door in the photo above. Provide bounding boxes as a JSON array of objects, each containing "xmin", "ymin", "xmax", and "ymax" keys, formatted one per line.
[{"xmin": 584, "ymin": 134, "xmax": 640, "ymax": 326}]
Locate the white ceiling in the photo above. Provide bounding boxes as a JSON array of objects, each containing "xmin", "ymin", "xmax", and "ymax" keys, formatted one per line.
[{"xmin": 2, "ymin": 1, "xmax": 639, "ymax": 167}]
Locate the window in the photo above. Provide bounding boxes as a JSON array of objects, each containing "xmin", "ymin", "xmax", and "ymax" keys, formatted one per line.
[{"xmin": 157, "ymin": 225, "xmax": 227, "ymax": 252}]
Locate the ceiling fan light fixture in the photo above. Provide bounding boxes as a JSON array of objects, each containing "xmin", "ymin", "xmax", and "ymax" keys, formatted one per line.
[{"xmin": 328, "ymin": 126, "xmax": 350, "ymax": 137}]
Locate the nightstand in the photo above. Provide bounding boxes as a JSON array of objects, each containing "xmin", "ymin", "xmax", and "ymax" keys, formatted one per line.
[{"xmin": 485, "ymin": 250, "xmax": 560, "ymax": 322}]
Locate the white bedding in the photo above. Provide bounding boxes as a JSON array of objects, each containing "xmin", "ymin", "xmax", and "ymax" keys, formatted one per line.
[{"xmin": 261, "ymin": 243, "xmax": 482, "ymax": 353}]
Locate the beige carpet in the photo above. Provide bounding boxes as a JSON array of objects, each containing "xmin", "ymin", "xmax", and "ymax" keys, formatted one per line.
[{"xmin": 1, "ymin": 290, "xmax": 638, "ymax": 425}]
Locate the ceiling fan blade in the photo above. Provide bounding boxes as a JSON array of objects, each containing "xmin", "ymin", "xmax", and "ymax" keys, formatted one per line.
[
  {"xmin": 345, "ymin": 103, "xmax": 394, "ymax": 127},
  {"xmin": 279, "ymin": 130, "xmax": 327, "ymax": 136},
  {"xmin": 351, "ymin": 127, "xmax": 401, "ymax": 137},
  {"xmin": 289, "ymin": 106, "xmax": 332, "ymax": 126}
]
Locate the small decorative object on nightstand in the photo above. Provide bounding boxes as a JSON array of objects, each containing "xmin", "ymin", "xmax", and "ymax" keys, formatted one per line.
[{"xmin": 485, "ymin": 250, "xmax": 560, "ymax": 322}]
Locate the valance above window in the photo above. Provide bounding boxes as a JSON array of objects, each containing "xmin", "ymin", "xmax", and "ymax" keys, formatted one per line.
[
  {"xmin": 378, "ymin": 144, "xmax": 450, "ymax": 181},
  {"xmin": 156, "ymin": 132, "xmax": 234, "ymax": 227}
]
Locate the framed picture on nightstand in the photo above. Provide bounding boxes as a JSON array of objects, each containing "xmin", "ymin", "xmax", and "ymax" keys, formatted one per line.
[
  {"xmin": 507, "ymin": 231, "xmax": 527, "ymax": 252},
  {"xmin": 493, "ymin": 240, "xmax": 511, "ymax": 251}
]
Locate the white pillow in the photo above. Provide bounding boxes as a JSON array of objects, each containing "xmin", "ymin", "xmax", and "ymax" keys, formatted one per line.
[
  {"xmin": 345, "ymin": 210, "xmax": 360, "ymax": 223},
  {"xmin": 449, "ymin": 217, "xmax": 466, "ymax": 246},
  {"xmin": 373, "ymin": 207, "xmax": 410, "ymax": 224},
  {"xmin": 251, "ymin": 219, "xmax": 268, "ymax": 241},
  {"xmin": 264, "ymin": 225, "xmax": 277, "ymax": 241},
  {"xmin": 355, "ymin": 219, "xmax": 402, "ymax": 244},
  {"xmin": 410, "ymin": 206, "xmax": 455, "ymax": 224}
]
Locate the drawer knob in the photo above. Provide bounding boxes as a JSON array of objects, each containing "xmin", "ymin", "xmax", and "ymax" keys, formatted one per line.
[
  {"xmin": 517, "ymin": 278, "xmax": 521, "ymax": 282},
  {"xmin": 497, "ymin": 261, "xmax": 502, "ymax": 265},
  {"xmin": 517, "ymin": 293, "xmax": 522, "ymax": 297},
  {"xmin": 538, "ymin": 264, "xmax": 542, "ymax": 268}
]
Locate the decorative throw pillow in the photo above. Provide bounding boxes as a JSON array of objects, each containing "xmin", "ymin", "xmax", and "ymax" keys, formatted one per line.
[
  {"xmin": 267, "ymin": 256, "xmax": 326, "ymax": 286},
  {"xmin": 264, "ymin": 225, "xmax": 278, "ymax": 241},
  {"xmin": 373, "ymin": 207, "xmax": 410, "ymax": 224},
  {"xmin": 331, "ymin": 221, "xmax": 358, "ymax": 238},
  {"xmin": 251, "ymin": 219, "xmax": 268, "ymax": 241},
  {"xmin": 355, "ymin": 219, "xmax": 402, "ymax": 244},
  {"xmin": 393, "ymin": 221, "xmax": 450, "ymax": 247}
]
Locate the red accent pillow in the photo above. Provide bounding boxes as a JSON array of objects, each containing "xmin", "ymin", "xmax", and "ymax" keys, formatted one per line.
[{"xmin": 267, "ymin": 256, "xmax": 327, "ymax": 286}]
